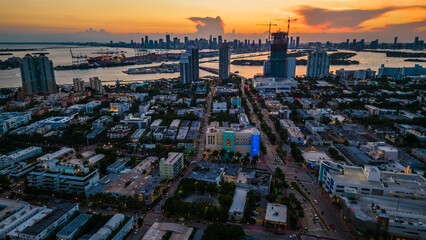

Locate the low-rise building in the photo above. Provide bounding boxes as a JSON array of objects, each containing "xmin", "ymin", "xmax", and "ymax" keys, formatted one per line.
[
  {"xmin": 361, "ymin": 142, "xmax": 398, "ymax": 161},
  {"xmin": 27, "ymin": 164, "xmax": 99, "ymax": 195},
  {"xmin": 265, "ymin": 203, "xmax": 287, "ymax": 229},
  {"xmin": 107, "ymin": 125, "xmax": 132, "ymax": 139},
  {"xmin": 223, "ymin": 165, "xmax": 241, "ymax": 183},
  {"xmin": 320, "ymin": 162, "xmax": 426, "ymax": 199},
  {"xmin": 56, "ymin": 214, "xmax": 91, "ymax": 240},
  {"xmin": 85, "ymin": 101, "xmax": 101, "ymax": 114},
  {"xmin": 38, "ymin": 116, "xmax": 73, "ymax": 130},
  {"xmin": 252, "ymin": 77, "xmax": 297, "ymax": 93},
  {"xmin": 110, "ymin": 103, "xmax": 130, "ymax": 114},
  {"xmin": 0, "ymin": 146, "xmax": 42, "ymax": 168},
  {"xmin": 37, "ymin": 147, "xmax": 74, "ymax": 163},
  {"xmin": 150, "ymin": 119, "xmax": 162, "ymax": 131},
  {"xmin": 0, "ymin": 112, "xmax": 32, "ymax": 134},
  {"xmin": 121, "ymin": 113, "xmax": 151, "ymax": 129},
  {"xmin": 142, "ymin": 222, "xmax": 193, "ymax": 240},
  {"xmin": 188, "ymin": 162, "xmax": 225, "ymax": 185},
  {"xmin": 18, "ymin": 203, "xmax": 78, "ymax": 240},
  {"xmin": 159, "ymin": 152, "xmax": 184, "ymax": 179},
  {"xmin": 138, "ymin": 176, "xmax": 165, "ymax": 205},
  {"xmin": 139, "ymin": 102, "xmax": 150, "ymax": 114},
  {"xmin": 212, "ymin": 101, "xmax": 227, "ymax": 113},
  {"xmin": 206, "ymin": 125, "xmax": 260, "ymax": 157},
  {"xmin": 302, "ymin": 151, "xmax": 332, "ymax": 168},
  {"xmin": 280, "ymin": 119, "xmax": 305, "ymax": 145},
  {"xmin": 229, "ymin": 188, "xmax": 249, "ymax": 220},
  {"xmin": 236, "ymin": 169, "xmax": 271, "ymax": 196},
  {"xmin": 305, "ymin": 120, "xmax": 324, "ymax": 134},
  {"xmin": 153, "ymin": 126, "xmax": 167, "ymax": 140},
  {"xmin": 341, "ymin": 195, "xmax": 426, "ymax": 240}
]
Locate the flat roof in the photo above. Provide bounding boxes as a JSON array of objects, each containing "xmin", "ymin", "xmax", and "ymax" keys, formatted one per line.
[
  {"xmin": 229, "ymin": 188, "xmax": 248, "ymax": 213},
  {"xmin": 224, "ymin": 164, "xmax": 241, "ymax": 177},
  {"xmin": 103, "ymin": 173, "xmax": 151, "ymax": 196},
  {"xmin": 21, "ymin": 203, "xmax": 77, "ymax": 236},
  {"xmin": 265, "ymin": 203, "xmax": 287, "ymax": 223},
  {"xmin": 57, "ymin": 214, "xmax": 91, "ymax": 237},
  {"xmin": 328, "ymin": 166, "xmax": 382, "ymax": 187},
  {"xmin": 0, "ymin": 198, "xmax": 26, "ymax": 219},
  {"xmin": 344, "ymin": 195, "xmax": 426, "ymax": 227},
  {"xmin": 142, "ymin": 222, "xmax": 193, "ymax": 240},
  {"xmin": 163, "ymin": 152, "xmax": 183, "ymax": 165}
]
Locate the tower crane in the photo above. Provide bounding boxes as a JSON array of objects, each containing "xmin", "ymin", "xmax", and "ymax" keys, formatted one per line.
[
  {"xmin": 256, "ymin": 22, "xmax": 278, "ymax": 43},
  {"xmin": 272, "ymin": 17, "xmax": 298, "ymax": 35}
]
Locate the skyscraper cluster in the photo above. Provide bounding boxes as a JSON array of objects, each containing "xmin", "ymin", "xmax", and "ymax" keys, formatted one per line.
[
  {"xmin": 20, "ymin": 54, "xmax": 57, "ymax": 95},
  {"xmin": 179, "ymin": 48, "xmax": 199, "ymax": 85}
]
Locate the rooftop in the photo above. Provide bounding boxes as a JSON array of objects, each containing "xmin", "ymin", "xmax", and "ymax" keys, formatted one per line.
[
  {"xmin": 103, "ymin": 173, "xmax": 151, "ymax": 196},
  {"xmin": 21, "ymin": 203, "xmax": 77, "ymax": 236},
  {"xmin": 265, "ymin": 203, "xmax": 287, "ymax": 223},
  {"xmin": 162, "ymin": 152, "xmax": 183, "ymax": 165},
  {"xmin": 229, "ymin": 188, "xmax": 249, "ymax": 213},
  {"xmin": 142, "ymin": 222, "xmax": 193, "ymax": 240},
  {"xmin": 57, "ymin": 214, "xmax": 91, "ymax": 237},
  {"xmin": 0, "ymin": 198, "xmax": 26, "ymax": 220}
]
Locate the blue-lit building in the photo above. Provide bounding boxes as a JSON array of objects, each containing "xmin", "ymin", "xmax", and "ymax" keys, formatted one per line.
[{"xmin": 206, "ymin": 125, "xmax": 260, "ymax": 157}]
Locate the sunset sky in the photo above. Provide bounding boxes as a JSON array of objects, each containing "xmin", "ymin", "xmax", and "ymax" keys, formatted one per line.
[{"xmin": 0, "ymin": 0, "xmax": 425, "ymax": 42}]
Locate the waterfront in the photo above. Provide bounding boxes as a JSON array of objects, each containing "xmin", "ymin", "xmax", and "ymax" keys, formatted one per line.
[{"xmin": 0, "ymin": 44, "xmax": 425, "ymax": 88}]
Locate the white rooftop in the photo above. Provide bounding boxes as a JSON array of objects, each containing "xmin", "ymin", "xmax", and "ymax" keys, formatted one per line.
[{"xmin": 265, "ymin": 203, "xmax": 287, "ymax": 223}]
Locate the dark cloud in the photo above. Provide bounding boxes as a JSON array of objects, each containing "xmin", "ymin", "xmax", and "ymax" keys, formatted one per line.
[
  {"xmin": 296, "ymin": 6, "xmax": 396, "ymax": 29},
  {"xmin": 187, "ymin": 16, "xmax": 225, "ymax": 37}
]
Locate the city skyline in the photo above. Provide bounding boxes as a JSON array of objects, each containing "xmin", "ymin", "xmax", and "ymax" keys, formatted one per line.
[{"xmin": 0, "ymin": 0, "xmax": 425, "ymax": 42}]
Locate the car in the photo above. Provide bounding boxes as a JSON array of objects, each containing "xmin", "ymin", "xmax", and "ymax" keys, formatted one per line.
[
  {"xmin": 314, "ymin": 199, "xmax": 318, "ymax": 204},
  {"xmin": 253, "ymin": 210, "xmax": 259, "ymax": 215},
  {"xmin": 289, "ymin": 234, "xmax": 296, "ymax": 239},
  {"xmin": 133, "ymin": 230, "xmax": 139, "ymax": 234},
  {"xmin": 329, "ymin": 224, "xmax": 335, "ymax": 229},
  {"xmin": 304, "ymin": 227, "xmax": 308, "ymax": 232}
]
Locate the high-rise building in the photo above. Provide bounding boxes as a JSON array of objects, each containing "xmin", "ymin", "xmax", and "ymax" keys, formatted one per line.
[
  {"xmin": 73, "ymin": 78, "xmax": 85, "ymax": 92},
  {"xmin": 184, "ymin": 37, "xmax": 189, "ymax": 48},
  {"xmin": 269, "ymin": 32, "xmax": 289, "ymax": 80},
  {"xmin": 145, "ymin": 36, "xmax": 149, "ymax": 48},
  {"xmin": 89, "ymin": 77, "xmax": 103, "ymax": 94},
  {"xmin": 306, "ymin": 50, "xmax": 330, "ymax": 78},
  {"xmin": 296, "ymin": 37, "xmax": 300, "ymax": 48},
  {"xmin": 370, "ymin": 39, "xmax": 379, "ymax": 49},
  {"xmin": 20, "ymin": 54, "xmax": 57, "ymax": 95},
  {"xmin": 286, "ymin": 57, "xmax": 296, "ymax": 79},
  {"xmin": 219, "ymin": 43, "xmax": 231, "ymax": 80},
  {"xmin": 165, "ymin": 35, "xmax": 171, "ymax": 49},
  {"xmin": 290, "ymin": 37, "xmax": 293, "ymax": 48},
  {"xmin": 179, "ymin": 48, "xmax": 199, "ymax": 85},
  {"xmin": 218, "ymin": 35, "xmax": 223, "ymax": 47},
  {"xmin": 394, "ymin": 37, "xmax": 398, "ymax": 49}
]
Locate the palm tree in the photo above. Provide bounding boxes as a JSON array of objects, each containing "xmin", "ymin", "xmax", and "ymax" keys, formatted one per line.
[{"xmin": 235, "ymin": 152, "xmax": 242, "ymax": 163}]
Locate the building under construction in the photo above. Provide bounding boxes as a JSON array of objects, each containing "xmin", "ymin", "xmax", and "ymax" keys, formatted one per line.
[{"xmin": 269, "ymin": 32, "xmax": 289, "ymax": 79}]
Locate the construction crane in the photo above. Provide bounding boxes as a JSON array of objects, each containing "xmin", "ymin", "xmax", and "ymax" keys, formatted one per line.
[
  {"xmin": 272, "ymin": 17, "xmax": 298, "ymax": 35},
  {"xmin": 256, "ymin": 22, "xmax": 278, "ymax": 43},
  {"xmin": 69, "ymin": 48, "xmax": 87, "ymax": 65}
]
